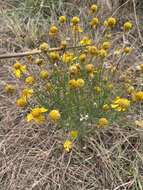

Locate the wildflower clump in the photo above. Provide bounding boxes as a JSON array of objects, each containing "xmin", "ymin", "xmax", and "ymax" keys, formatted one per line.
[{"xmin": 7, "ymin": 6, "xmax": 141, "ymax": 152}]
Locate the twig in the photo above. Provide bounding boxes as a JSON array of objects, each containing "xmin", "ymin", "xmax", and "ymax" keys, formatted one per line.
[{"xmin": 0, "ymin": 44, "xmax": 93, "ymax": 60}]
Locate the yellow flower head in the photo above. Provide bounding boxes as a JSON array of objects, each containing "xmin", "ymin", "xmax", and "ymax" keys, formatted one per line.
[
  {"xmin": 59, "ymin": 15, "xmax": 67, "ymax": 23},
  {"xmin": 94, "ymin": 86, "xmax": 102, "ymax": 94},
  {"xmin": 98, "ymin": 117, "xmax": 109, "ymax": 127},
  {"xmin": 87, "ymin": 46, "xmax": 98, "ymax": 56},
  {"xmin": 64, "ymin": 140, "xmax": 72, "ymax": 152},
  {"xmin": 98, "ymin": 49, "xmax": 107, "ymax": 58},
  {"xmin": 49, "ymin": 51, "xmax": 60, "ymax": 61},
  {"xmin": 5, "ymin": 84, "xmax": 15, "ymax": 94},
  {"xmin": 76, "ymin": 78, "xmax": 85, "ymax": 88},
  {"xmin": 39, "ymin": 42, "xmax": 49, "ymax": 52},
  {"xmin": 49, "ymin": 110, "xmax": 61, "ymax": 122},
  {"xmin": 79, "ymin": 53, "xmax": 86, "ymax": 62},
  {"xmin": 102, "ymin": 104, "xmax": 110, "ymax": 111},
  {"xmin": 124, "ymin": 47, "xmax": 132, "ymax": 54},
  {"xmin": 69, "ymin": 65, "xmax": 79, "ymax": 76},
  {"xmin": 22, "ymin": 88, "xmax": 33, "ymax": 99},
  {"xmin": 70, "ymin": 130, "xmax": 78, "ymax": 139},
  {"xmin": 90, "ymin": 4, "xmax": 98, "ymax": 13},
  {"xmin": 49, "ymin": 25, "xmax": 58, "ymax": 36},
  {"xmin": 16, "ymin": 97, "xmax": 27, "ymax": 107},
  {"xmin": 132, "ymin": 91, "xmax": 143, "ymax": 102},
  {"xmin": 85, "ymin": 64, "xmax": 94, "ymax": 73},
  {"xmin": 35, "ymin": 58, "xmax": 44, "ymax": 66},
  {"xmin": 90, "ymin": 17, "xmax": 99, "ymax": 28},
  {"xmin": 106, "ymin": 17, "xmax": 117, "ymax": 28},
  {"xmin": 123, "ymin": 21, "xmax": 133, "ymax": 32},
  {"xmin": 71, "ymin": 16, "xmax": 80, "ymax": 25},
  {"xmin": 111, "ymin": 97, "xmax": 130, "ymax": 111},
  {"xmin": 102, "ymin": 41, "xmax": 111, "ymax": 50},
  {"xmin": 80, "ymin": 37, "xmax": 92, "ymax": 45},
  {"xmin": 13, "ymin": 61, "xmax": 27, "ymax": 78},
  {"xmin": 60, "ymin": 40, "xmax": 67, "ymax": 49},
  {"xmin": 25, "ymin": 76, "xmax": 35, "ymax": 85},
  {"xmin": 40, "ymin": 70, "xmax": 49, "ymax": 79},
  {"xmin": 68, "ymin": 79, "xmax": 78, "ymax": 89},
  {"xmin": 62, "ymin": 52, "xmax": 75, "ymax": 64},
  {"xmin": 27, "ymin": 107, "xmax": 48, "ymax": 124}
]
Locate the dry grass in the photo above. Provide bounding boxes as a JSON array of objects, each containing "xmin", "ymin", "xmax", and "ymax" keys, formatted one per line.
[{"xmin": 0, "ymin": 1, "xmax": 143, "ymax": 189}]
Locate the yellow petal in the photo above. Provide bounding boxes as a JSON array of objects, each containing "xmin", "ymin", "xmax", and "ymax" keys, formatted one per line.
[
  {"xmin": 40, "ymin": 107, "xmax": 48, "ymax": 113},
  {"xmin": 14, "ymin": 69, "xmax": 21, "ymax": 78},
  {"xmin": 111, "ymin": 104, "xmax": 118, "ymax": 108},
  {"xmin": 27, "ymin": 113, "xmax": 33, "ymax": 121},
  {"xmin": 21, "ymin": 65, "xmax": 27, "ymax": 73}
]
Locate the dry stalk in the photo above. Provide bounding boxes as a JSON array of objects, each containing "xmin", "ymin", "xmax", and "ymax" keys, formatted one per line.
[{"xmin": 0, "ymin": 44, "xmax": 93, "ymax": 60}]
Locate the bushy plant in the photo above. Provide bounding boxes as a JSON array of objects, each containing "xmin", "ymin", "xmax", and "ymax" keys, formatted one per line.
[{"xmin": 5, "ymin": 4, "xmax": 143, "ymax": 152}]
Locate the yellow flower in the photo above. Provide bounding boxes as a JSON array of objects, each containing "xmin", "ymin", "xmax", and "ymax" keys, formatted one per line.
[
  {"xmin": 40, "ymin": 70, "xmax": 49, "ymax": 79},
  {"xmin": 111, "ymin": 97, "xmax": 130, "ymax": 111},
  {"xmin": 71, "ymin": 16, "xmax": 80, "ymax": 25},
  {"xmin": 132, "ymin": 91, "xmax": 143, "ymax": 102},
  {"xmin": 62, "ymin": 52, "xmax": 75, "ymax": 64},
  {"xmin": 80, "ymin": 37, "xmax": 92, "ymax": 45},
  {"xmin": 85, "ymin": 64, "xmax": 94, "ymax": 73},
  {"xmin": 49, "ymin": 110, "xmax": 61, "ymax": 122},
  {"xmin": 35, "ymin": 58, "xmax": 44, "ymax": 66},
  {"xmin": 25, "ymin": 76, "xmax": 35, "ymax": 85},
  {"xmin": 103, "ymin": 20, "xmax": 108, "ymax": 27},
  {"xmin": 102, "ymin": 104, "xmax": 110, "ymax": 111},
  {"xmin": 60, "ymin": 40, "xmax": 67, "ymax": 49},
  {"xmin": 49, "ymin": 51, "xmax": 60, "ymax": 61},
  {"xmin": 106, "ymin": 17, "xmax": 117, "ymax": 28},
  {"xmin": 124, "ymin": 47, "xmax": 132, "ymax": 54},
  {"xmin": 98, "ymin": 118, "xmax": 109, "ymax": 127},
  {"xmin": 70, "ymin": 130, "xmax": 78, "ymax": 139},
  {"xmin": 102, "ymin": 41, "xmax": 111, "ymax": 50},
  {"xmin": 76, "ymin": 78, "xmax": 85, "ymax": 88},
  {"xmin": 98, "ymin": 49, "xmax": 107, "ymax": 58},
  {"xmin": 5, "ymin": 84, "xmax": 15, "ymax": 94},
  {"xmin": 68, "ymin": 79, "xmax": 78, "ymax": 89},
  {"xmin": 123, "ymin": 21, "xmax": 132, "ymax": 32},
  {"xmin": 90, "ymin": 4, "xmax": 98, "ymax": 13},
  {"xmin": 79, "ymin": 53, "xmax": 86, "ymax": 62},
  {"xmin": 90, "ymin": 17, "xmax": 99, "ymax": 28},
  {"xmin": 22, "ymin": 88, "xmax": 33, "ymax": 99},
  {"xmin": 39, "ymin": 42, "xmax": 49, "ymax": 52},
  {"xmin": 27, "ymin": 107, "xmax": 48, "ymax": 124},
  {"xmin": 64, "ymin": 140, "xmax": 72, "ymax": 152},
  {"xmin": 59, "ymin": 15, "xmax": 67, "ymax": 23},
  {"xmin": 49, "ymin": 25, "xmax": 58, "ymax": 36},
  {"xmin": 87, "ymin": 46, "xmax": 98, "ymax": 56},
  {"xmin": 16, "ymin": 97, "xmax": 27, "ymax": 107},
  {"xmin": 69, "ymin": 65, "xmax": 79, "ymax": 76},
  {"xmin": 13, "ymin": 61, "xmax": 27, "ymax": 78},
  {"xmin": 94, "ymin": 86, "xmax": 101, "ymax": 93}
]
